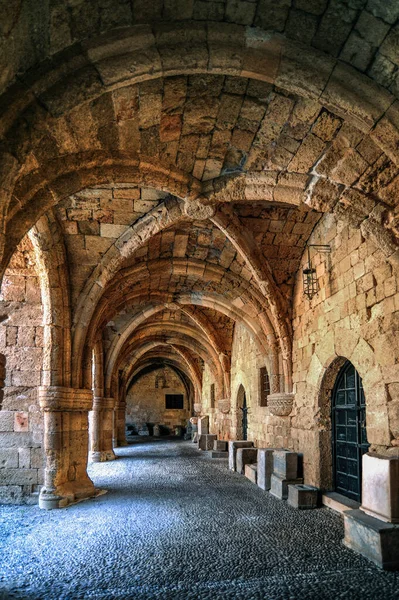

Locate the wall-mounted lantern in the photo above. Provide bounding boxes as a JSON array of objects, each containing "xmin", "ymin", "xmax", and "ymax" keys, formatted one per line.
[{"xmin": 302, "ymin": 244, "xmax": 331, "ymax": 300}]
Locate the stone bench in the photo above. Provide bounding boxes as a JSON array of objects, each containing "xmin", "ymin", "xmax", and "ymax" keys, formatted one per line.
[
  {"xmin": 257, "ymin": 448, "xmax": 281, "ymax": 491},
  {"xmin": 214, "ymin": 440, "xmax": 228, "ymax": 452},
  {"xmin": 228, "ymin": 441, "xmax": 254, "ymax": 471},
  {"xmin": 198, "ymin": 434, "xmax": 217, "ymax": 451},
  {"xmin": 270, "ymin": 450, "xmax": 303, "ymax": 500},
  {"xmin": 288, "ymin": 484, "xmax": 318, "ymax": 509},
  {"xmin": 245, "ymin": 463, "xmax": 257, "ymax": 484},
  {"xmin": 210, "ymin": 450, "xmax": 228, "ymax": 459},
  {"xmin": 236, "ymin": 447, "xmax": 258, "ymax": 475}
]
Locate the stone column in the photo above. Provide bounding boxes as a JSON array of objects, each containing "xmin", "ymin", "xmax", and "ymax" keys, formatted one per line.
[
  {"xmin": 89, "ymin": 397, "xmax": 116, "ymax": 462},
  {"xmin": 38, "ymin": 386, "xmax": 98, "ymax": 510},
  {"xmin": 115, "ymin": 400, "xmax": 127, "ymax": 447}
]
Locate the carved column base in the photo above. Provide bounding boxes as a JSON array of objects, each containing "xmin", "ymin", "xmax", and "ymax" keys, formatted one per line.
[{"xmin": 89, "ymin": 449, "xmax": 116, "ymax": 463}]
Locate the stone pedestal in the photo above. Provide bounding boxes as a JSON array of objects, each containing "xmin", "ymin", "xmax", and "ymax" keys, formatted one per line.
[
  {"xmin": 245, "ymin": 463, "xmax": 257, "ymax": 484},
  {"xmin": 236, "ymin": 447, "xmax": 258, "ymax": 475},
  {"xmin": 214, "ymin": 440, "xmax": 228, "ymax": 452},
  {"xmin": 344, "ymin": 509, "xmax": 399, "ymax": 570},
  {"xmin": 89, "ymin": 397, "xmax": 116, "ymax": 463},
  {"xmin": 198, "ymin": 416, "xmax": 209, "ymax": 436},
  {"xmin": 228, "ymin": 440, "xmax": 254, "ymax": 471},
  {"xmin": 270, "ymin": 474, "xmax": 303, "ymax": 500},
  {"xmin": 198, "ymin": 434, "xmax": 217, "ymax": 451},
  {"xmin": 257, "ymin": 448, "xmax": 280, "ymax": 491},
  {"xmin": 38, "ymin": 387, "xmax": 99, "ymax": 510},
  {"xmin": 361, "ymin": 454, "xmax": 399, "ymax": 524},
  {"xmin": 288, "ymin": 484, "xmax": 318, "ymax": 509}
]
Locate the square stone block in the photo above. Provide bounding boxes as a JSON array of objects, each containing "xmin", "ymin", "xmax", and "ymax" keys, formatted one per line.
[
  {"xmin": 198, "ymin": 434, "xmax": 217, "ymax": 451},
  {"xmin": 287, "ymin": 484, "xmax": 318, "ymax": 509},
  {"xmin": 198, "ymin": 416, "xmax": 209, "ymax": 436},
  {"xmin": 344, "ymin": 509, "xmax": 399, "ymax": 570},
  {"xmin": 257, "ymin": 448, "xmax": 280, "ymax": 491},
  {"xmin": 273, "ymin": 450, "xmax": 299, "ymax": 480},
  {"xmin": 236, "ymin": 447, "xmax": 258, "ymax": 475},
  {"xmin": 245, "ymin": 463, "xmax": 257, "ymax": 484},
  {"xmin": 228, "ymin": 440, "xmax": 254, "ymax": 471},
  {"xmin": 270, "ymin": 474, "xmax": 303, "ymax": 500},
  {"xmin": 214, "ymin": 440, "xmax": 227, "ymax": 452},
  {"xmin": 361, "ymin": 454, "xmax": 399, "ymax": 524}
]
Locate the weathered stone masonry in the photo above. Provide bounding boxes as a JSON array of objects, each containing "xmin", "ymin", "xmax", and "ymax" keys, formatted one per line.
[{"xmin": 0, "ymin": 3, "xmax": 397, "ymax": 561}]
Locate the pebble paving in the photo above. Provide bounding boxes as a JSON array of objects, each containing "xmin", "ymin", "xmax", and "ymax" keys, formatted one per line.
[{"xmin": 1, "ymin": 438, "xmax": 399, "ymax": 600}]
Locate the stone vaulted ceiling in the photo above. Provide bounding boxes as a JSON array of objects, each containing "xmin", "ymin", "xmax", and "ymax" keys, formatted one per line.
[{"xmin": 0, "ymin": 0, "xmax": 398, "ymax": 401}]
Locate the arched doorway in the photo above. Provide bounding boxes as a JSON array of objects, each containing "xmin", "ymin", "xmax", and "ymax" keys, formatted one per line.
[
  {"xmin": 332, "ymin": 360, "xmax": 369, "ymax": 502},
  {"xmin": 236, "ymin": 385, "xmax": 248, "ymax": 441}
]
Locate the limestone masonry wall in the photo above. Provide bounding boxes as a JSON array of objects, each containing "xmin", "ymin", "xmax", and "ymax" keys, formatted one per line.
[
  {"xmin": 0, "ymin": 236, "xmax": 44, "ymax": 504},
  {"xmin": 126, "ymin": 367, "xmax": 188, "ymax": 432},
  {"xmin": 291, "ymin": 212, "xmax": 399, "ymax": 487}
]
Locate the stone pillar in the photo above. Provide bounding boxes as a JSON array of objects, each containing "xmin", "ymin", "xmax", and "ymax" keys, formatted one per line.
[
  {"xmin": 38, "ymin": 386, "xmax": 98, "ymax": 510},
  {"xmin": 89, "ymin": 397, "xmax": 116, "ymax": 462},
  {"xmin": 115, "ymin": 400, "xmax": 127, "ymax": 447}
]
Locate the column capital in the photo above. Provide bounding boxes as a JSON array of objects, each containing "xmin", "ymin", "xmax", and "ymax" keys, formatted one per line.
[
  {"xmin": 39, "ymin": 386, "xmax": 93, "ymax": 412},
  {"xmin": 267, "ymin": 392, "xmax": 295, "ymax": 417},
  {"xmin": 93, "ymin": 397, "xmax": 115, "ymax": 410}
]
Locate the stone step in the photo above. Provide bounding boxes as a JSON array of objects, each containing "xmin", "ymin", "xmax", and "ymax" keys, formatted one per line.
[
  {"xmin": 210, "ymin": 451, "xmax": 228, "ymax": 459},
  {"xmin": 322, "ymin": 491, "xmax": 360, "ymax": 515}
]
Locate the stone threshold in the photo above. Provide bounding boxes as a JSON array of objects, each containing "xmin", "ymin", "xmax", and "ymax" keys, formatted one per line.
[{"xmin": 322, "ymin": 491, "xmax": 360, "ymax": 515}]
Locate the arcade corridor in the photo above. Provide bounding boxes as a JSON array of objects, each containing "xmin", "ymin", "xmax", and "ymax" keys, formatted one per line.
[{"xmin": 1, "ymin": 439, "xmax": 398, "ymax": 600}]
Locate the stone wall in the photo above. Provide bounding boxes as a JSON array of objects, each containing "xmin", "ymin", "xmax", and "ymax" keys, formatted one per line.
[
  {"xmin": 290, "ymin": 212, "xmax": 399, "ymax": 487},
  {"xmin": 126, "ymin": 366, "xmax": 188, "ymax": 432},
  {"xmin": 0, "ymin": 236, "xmax": 44, "ymax": 504},
  {"xmin": 206, "ymin": 322, "xmax": 274, "ymax": 445}
]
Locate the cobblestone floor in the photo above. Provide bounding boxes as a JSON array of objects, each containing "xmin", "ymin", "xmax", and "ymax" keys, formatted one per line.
[{"xmin": 1, "ymin": 439, "xmax": 399, "ymax": 600}]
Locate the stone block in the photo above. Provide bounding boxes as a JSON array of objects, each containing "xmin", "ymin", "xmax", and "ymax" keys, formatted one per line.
[
  {"xmin": 18, "ymin": 448, "xmax": 31, "ymax": 469},
  {"xmin": 236, "ymin": 447, "xmax": 258, "ymax": 475},
  {"xmin": 198, "ymin": 416, "xmax": 209, "ymax": 436},
  {"xmin": 198, "ymin": 434, "xmax": 217, "ymax": 451},
  {"xmin": 361, "ymin": 454, "xmax": 399, "ymax": 524},
  {"xmin": 273, "ymin": 450, "xmax": 300, "ymax": 480},
  {"xmin": 214, "ymin": 440, "xmax": 228, "ymax": 452},
  {"xmin": 344, "ymin": 509, "xmax": 399, "ymax": 570},
  {"xmin": 287, "ymin": 484, "xmax": 319, "ymax": 509},
  {"xmin": 228, "ymin": 440, "xmax": 254, "ymax": 471},
  {"xmin": 0, "ymin": 411, "xmax": 15, "ymax": 432},
  {"xmin": 257, "ymin": 448, "xmax": 280, "ymax": 491},
  {"xmin": 0, "ymin": 485, "xmax": 23, "ymax": 504},
  {"xmin": 0, "ymin": 448, "xmax": 19, "ymax": 468},
  {"xmin": 245, "ymin": 463, "xmax": 257, "ymax": 484},
  {"xmin": 0, "ymin": 468, "xmax": 38, "ymax": 485},
  {"xmin": 270, "ymin": 474, "xmax": 303, "ymax": 500}
]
